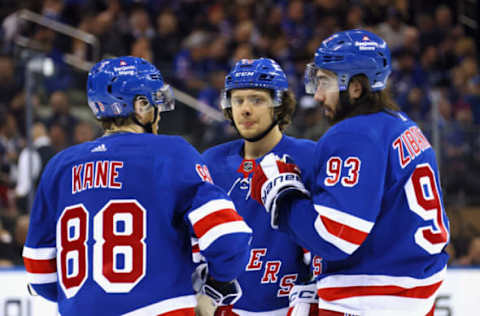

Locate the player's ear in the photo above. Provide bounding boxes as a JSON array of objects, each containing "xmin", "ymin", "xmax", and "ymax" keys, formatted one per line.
[{"xmin": 348, "ymin": 78, "xmax": 363, "ymax": 101}]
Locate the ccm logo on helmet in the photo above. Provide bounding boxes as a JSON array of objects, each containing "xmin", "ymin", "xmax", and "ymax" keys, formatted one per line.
[
  {"xmin": 262, "ymin": 173, "xmax": 301, "ymax": 204},
  {"xmin": 235, "ymin": 71, "xmax": 254, "ymax": 77}
]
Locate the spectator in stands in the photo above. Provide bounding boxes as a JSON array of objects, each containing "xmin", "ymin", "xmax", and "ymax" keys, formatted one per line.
[
  {"xmin": 130, "ymin": 37, "xmax": 153, "ymax": 62},
  {"xmin": 452, "ymin": 235, "xmax": 480, "ymax": 266},
  {"xmin": 389, "ymin": 48, "xmax": 423, "ymax": 104},
  {"xmin": 152, "ymin": 9, "xmax": 180, "ymax": 77},
  {"xmin": 124, "ymin": 6, "xmax": 155, "ymax": 53},
  {"xmin": 376, "ymin": 8, "xmax": 409, "ymax": 51},
  {"xmin": 0, "ymin": 55, "xmax": 19, "ymax": 108},
  {"xmin": 48, "ymin": 122, "xmax": 68, "ymax": 153},
  {"xmin": 288, "ymin": 95, "xmax": 329, "ymax": 141},
  {"xmin": 173, "ymin": 30, "xmax": 210, "ymax": 92},
  {"xmin": 15, "ymin": 122, "xmax": 54, "ymax": 211},
  {"xmin": 0, "ymin": 112, "xmax": 22, "ymax": 180},
  {"xmin": 434, "ymin": 5, "xmax": 454, "ymax": 40},
  {"xmin": 465, "ymin": 75, "xmax": 480, "ymax": 124},
  {"xmin": 396, "ymin": 87, "xmax": 430, "ymax": 122},
  {"xmin": 73, "ymin": 120, "xmax": 96, "ymax": 145},
  {"xmin": 12, "ymin": 214, "xmax": 28, "ymax": 265},
  {"xmin": 45, "ymin": 91, "xmax": 77, "ymax": 143},
  {"xmin": 205, "ymin": 35, "xmax": 229, "ymax": 73},
  {"xmin": 230, "ymin": 43, "xmax": 254, "ymax": 66},
  {"xmin": 0, "ymin": 219, "xmax": 15, "ymax": 267},
  {"xmin": 282, "ymin": 0, "xmax": 313, "ymax": 50},
  {"xmin": 196, "ymin": 70, "xmax": 235, "ymax": 148},
  {"xmin": 203, "ymin": 3, "xmax": 231, "ymax": 36},
  {"xmin": 344, "ymin": 4, "xmax": 365, "ymax": 30}
]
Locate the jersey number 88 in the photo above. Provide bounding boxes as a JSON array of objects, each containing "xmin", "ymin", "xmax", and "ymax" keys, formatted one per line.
[{"xmin": 57, "ymin": 199, "xmax": 146, "ymax": 298}]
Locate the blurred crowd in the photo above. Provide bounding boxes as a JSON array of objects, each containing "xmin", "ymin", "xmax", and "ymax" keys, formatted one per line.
[{"xmin": 0, "ymin": 0, "xmax": 479, "ymax": 266}]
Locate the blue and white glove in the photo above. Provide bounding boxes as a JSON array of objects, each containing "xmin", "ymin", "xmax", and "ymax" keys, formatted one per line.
[
  {"xmin": 192, "ymin": 263, "xmax": 242, "ymax": 307},
  {"xmin": 288, "ymin": 282, "xmax": 318, "ymax": 316},
  {"xmin": 251, "ymin": 153, "xmax": 310, "ymax": 229}
]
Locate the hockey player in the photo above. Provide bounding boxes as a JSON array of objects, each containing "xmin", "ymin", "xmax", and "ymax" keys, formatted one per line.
[
  {"xmin": 22, "ymin": 56, "xmax": 252, "ymax": 316},
  {"xmin": 251, "ymin": 30, "xmax": 450, "ymax": 315},
  {"xmin": 200, "ymin": 58, "xmax": 319, "ymax": 315}
]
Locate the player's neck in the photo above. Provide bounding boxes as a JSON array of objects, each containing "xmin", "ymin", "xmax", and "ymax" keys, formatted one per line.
[
  {"xmin": 243, "ymin": 127, "xmax": 282, "ymax": 160},
  {"xmin": 104, "ymin": 123, "xmax": 144, "ymax": 136}
]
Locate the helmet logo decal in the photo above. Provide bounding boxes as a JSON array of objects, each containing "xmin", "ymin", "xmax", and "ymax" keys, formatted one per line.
[
  {"xmin": 88, "ymin": 101, "xmax": 99, "ymax": 115},
  {"xmin": 234, "ymin": 71, "xmax": 255, "ymax": 77},
  {"xmin": 362, "ymin": 35, "xmax": 370, "ymax": 41},
  {"xmin": 114, "ymin": 65, "xmax": 136, "ymax": 75},
  {"xmin": 112, "ymin": 103, "xmax": 122, "ymax": 115},
  {"xmin": 119, "ymin": 60, "xmax": 127, "ymax": 66},
  {"xmin": 240, "ymin": 59, "xmax": 255, "ymax": 64},
  {"xmin": 97, "ymin": 102, "xmax": 105, "ymax": 112},
  {"xmin": 354, "ymin": 40, "xmax": 379, "ymax": 51}
]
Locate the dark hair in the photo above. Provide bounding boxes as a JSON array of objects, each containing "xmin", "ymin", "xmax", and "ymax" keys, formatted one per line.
[
  {"xmin": 99, "ymin": 115, "xmax": 135, "ymax": 130},
  {"xmin": 223, "ymin": 89, "xmax": 297, "ymax": 131},
  {"xmin": 338, "ymin": 74, "xmax": 399, "ymax": 122}
]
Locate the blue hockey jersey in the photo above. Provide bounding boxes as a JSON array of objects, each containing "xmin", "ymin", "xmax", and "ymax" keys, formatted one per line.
[
  {"xmin": 279, "ymin": 111, "xmax": 450, "ymax": 315},
  {"xmin": 203, "ymin": 135, "xmax": 321, "ymax": 315},
  {"xmin": 23, "ymin": 132, "xmax": 252, "ymax": 316}
]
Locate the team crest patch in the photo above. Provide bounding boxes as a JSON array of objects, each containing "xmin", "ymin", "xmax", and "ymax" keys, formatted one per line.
[
  {"xmin": 237, "ymin": 159, "xmax": 256, "ymax": 178},
  {"xmin": 243, "ymin": 160, "xmax": 254, "ymax": 172}
]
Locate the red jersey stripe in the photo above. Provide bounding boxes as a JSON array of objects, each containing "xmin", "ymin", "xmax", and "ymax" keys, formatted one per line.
[
  {"xmin": 24, "ymin": 257, "xmax": 57, "ymax": 274},
  {"xmin": 318, "ymin": 280, "xmax": 443, "ymax": 301},
  {"xmin": 192, "ymin": 244, "xmax": 200, "ymax": 253},
  {"xmin": 320, "ymin": 215, "xmax": 368, "ymax": 245},
  {"xmin": 193, "ymin": 208, "xmax": 244, "ymax": 237},
  {"xmin": 158, "ymin": 307, "xmax": 195, "ymax": 316}
]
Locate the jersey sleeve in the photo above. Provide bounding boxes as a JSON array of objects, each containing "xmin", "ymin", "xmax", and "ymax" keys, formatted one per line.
[
  {"xmin": 279, "ymin": 131, "xmax": 387, "ymax": 261},
  {"xmin": 22, "ymin": 166, "xmax": 58, "ymax": 302},
  {"xmin": 172, "ymin": 140, "xmax": 252, "ymax": 282}
]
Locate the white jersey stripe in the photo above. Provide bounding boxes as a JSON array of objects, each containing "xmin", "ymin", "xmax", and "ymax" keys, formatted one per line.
[
  {"xmin": 316, "ymin": 267, "xmax": 446, "ymax": 315},
  {"xmin": 23, "ymin": 246, "xmax": 56, "ymax": 260},
  {"xmin": 188, "ymin": 199, "xmax": 236, "ymax": 224},
  {"xmin": 317, "ymin": 266, "xmax": 446, "ymax": 289},
  {"xmin": 314, "ymin": 215, "xmax": 359, "ymax": 254},
  {"xmin": 26, "ymin": 272, "xmax": 57, "ymax": 284},
  {"xmin": 318, "ymin": 294, "xmax": 436, "ymax": 316},
  {"xmin": 122, "ymin": 295, "xmax": 196, "ymax": 316},
  {"xmin": 314, "ymin": 204, "xmax": 374, "ymax": 233},
  {"xmin": 198, "ymin": 221, "xmax": 252, "ymax": 251}
]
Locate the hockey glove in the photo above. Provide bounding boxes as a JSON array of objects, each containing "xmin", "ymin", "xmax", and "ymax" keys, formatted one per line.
[
  {"xmin": 288, "ymin": 282, "xmax": 318, "ymax": 316},
  {"xmin": 251, "ymin": 153, "xmax": 310, "ymax": 229},
  {"xmin": 192, "ymin": 263, "xmax": 242, "ymax": 307}
]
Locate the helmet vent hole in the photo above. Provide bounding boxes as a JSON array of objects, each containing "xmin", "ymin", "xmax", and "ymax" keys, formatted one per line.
[
  {"xmin": 259, "ymin": 74, "xmax": 273, "ymax": 81},
  {"xmin": 107, "ymin": 85, "xmax": 112, "ymax": 93},
  {"xmin": 322, "ymin": 55, "xmax": 344, "ymax": 62}
]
